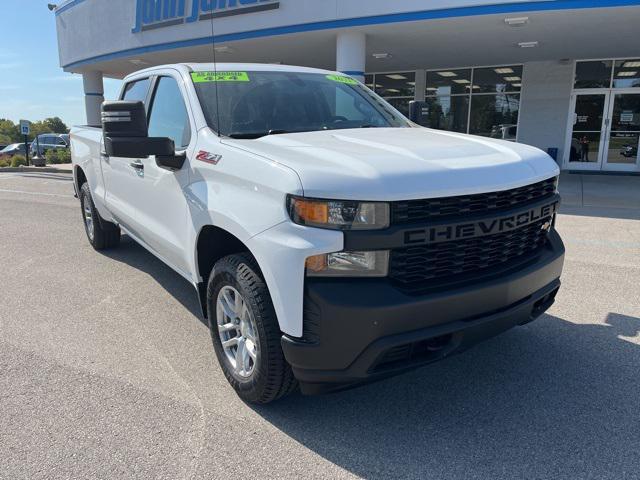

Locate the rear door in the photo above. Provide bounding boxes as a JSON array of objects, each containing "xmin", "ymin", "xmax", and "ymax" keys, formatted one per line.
[
  {"xmin": 101, "ymin": 76, "xmax": 152, "ymax": 234},
  {"xmin": 133, "ymin": 73, "xmax": 193, "ymax": 275}
]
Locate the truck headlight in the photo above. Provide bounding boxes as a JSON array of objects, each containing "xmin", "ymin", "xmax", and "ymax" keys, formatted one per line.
[
  {"xmin": 287, "ymin": 196, "xmax": 389, "ymax": 230},
  {"xmin": 306, "ymin": 251, "xmax": 389, "ymax": 277}
]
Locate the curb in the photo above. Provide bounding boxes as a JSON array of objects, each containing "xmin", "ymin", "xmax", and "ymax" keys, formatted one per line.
[{"xmin": 0, "ymin": 166, "xmax": 73, "ymax": 174}]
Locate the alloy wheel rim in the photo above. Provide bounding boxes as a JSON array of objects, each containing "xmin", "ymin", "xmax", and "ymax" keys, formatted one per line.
[
  {"xmin": 216, "ymin": 286, "xmax": 259, "ymax": 378},
  {"xmin": 83, "ymin": 199, "xmax": 94, "ymax": 241}
]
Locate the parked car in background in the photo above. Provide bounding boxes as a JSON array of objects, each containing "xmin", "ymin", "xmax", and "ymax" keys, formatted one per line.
[
  {"xmin": 30, "ymin": 133, "xmax": 70, "ymax": 157},
  {"xmin": 0, "ymin": 143, "xmax": 27, "ymax": 159}
]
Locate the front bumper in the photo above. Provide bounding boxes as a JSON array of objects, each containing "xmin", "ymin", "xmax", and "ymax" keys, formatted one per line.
[{"xmin": 282, "ymin": 230, "xmax": 565, "ymax": 395}]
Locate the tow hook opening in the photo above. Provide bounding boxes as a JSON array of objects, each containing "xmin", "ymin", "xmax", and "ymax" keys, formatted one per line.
[
  {"xmin": 371, "ymin": 333, "xmax": 454, "ymax": 373},
  {"xmin": 531, "ymin": 286, "xmax": 560, "ymax": 319}
]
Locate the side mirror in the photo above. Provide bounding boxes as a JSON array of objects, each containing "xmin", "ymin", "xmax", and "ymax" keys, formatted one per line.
[{"xmin": 101, "ymin": 101, "xmax": 185, "ymax": 170}]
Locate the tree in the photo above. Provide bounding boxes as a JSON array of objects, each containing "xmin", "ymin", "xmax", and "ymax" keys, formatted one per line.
[
  {"xmin": 0, "ymin": 117, "xmax": 70, "ymax": 144},
  {"xmin": 28, "ymin": 121, "xmax": 51, "ymax": 139},
  {"xmin": 43, "ymin": 117, "xmax": 69, "ymax": 134},
  {"xmin": 0, "ymin": 119, "xmax": 20, "ymax": 143}
]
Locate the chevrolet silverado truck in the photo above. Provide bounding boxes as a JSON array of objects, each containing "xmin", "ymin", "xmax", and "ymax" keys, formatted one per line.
[{"xmin": 71, "ymin": 63, "xmax": 564, "ymax": 403}]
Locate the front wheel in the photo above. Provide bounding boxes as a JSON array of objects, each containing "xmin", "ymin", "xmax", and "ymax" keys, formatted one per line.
[{"xmin": 207, "ymin": 253, "xmax": 297, "ymax": 404}]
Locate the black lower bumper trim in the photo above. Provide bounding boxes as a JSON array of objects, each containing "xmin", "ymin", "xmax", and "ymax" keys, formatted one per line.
[{"xmin": 282, "ymin": 231, "xmax": 565, "ymax": 395}]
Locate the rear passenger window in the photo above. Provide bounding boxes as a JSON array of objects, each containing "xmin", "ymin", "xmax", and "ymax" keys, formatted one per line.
[
  {"xmin": 147, "ymin": 77, "xmax": 191, "ymax": 149},
  {"xmin": 122, "ymin": 78, "xmax": 151, "ymax": 104}
]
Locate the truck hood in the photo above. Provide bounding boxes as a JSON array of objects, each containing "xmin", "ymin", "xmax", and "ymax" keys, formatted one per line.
[{"xmin": 224, "ymin": 127, "xmax": 560, "ymax": 201}]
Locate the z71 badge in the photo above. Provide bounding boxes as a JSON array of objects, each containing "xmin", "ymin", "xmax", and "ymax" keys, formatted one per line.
[{"xmin": 196, "ymin": 151, "xmax": 222, "ymax": 165}]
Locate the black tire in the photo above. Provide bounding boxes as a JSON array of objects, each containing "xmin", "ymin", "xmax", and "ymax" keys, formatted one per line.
[
  {"xmin": 207, "ymin": 253, "xmax": 297, "ymax": 404},
  {"xmin": 79, "ymin": 182, "xmax": 121, "ymax": 250}
]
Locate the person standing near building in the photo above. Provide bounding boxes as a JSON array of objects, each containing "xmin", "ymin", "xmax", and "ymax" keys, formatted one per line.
[{"xmin": 580, "ymin": 136, "xmax": 591, "ymax": 162}]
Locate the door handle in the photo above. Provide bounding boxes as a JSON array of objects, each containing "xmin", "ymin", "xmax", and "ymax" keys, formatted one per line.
[{"xmin": 129, "ymin": 160, "xmax": 144, "ymax": 170}]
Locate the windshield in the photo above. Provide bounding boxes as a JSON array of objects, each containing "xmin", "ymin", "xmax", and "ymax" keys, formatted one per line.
[{"xmin": 191, "ymin": 71, "xmax": 410, "ymax": 138}]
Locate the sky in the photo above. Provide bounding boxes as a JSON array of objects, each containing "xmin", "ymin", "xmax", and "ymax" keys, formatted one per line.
[{"xmin": 0, "ymin": 0, "xmax": 121, "ymax": 127}]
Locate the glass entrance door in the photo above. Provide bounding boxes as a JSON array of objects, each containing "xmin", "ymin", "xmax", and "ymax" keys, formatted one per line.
[
  {"xmin": 603, "ymin": 92, "xmax": 640, "ymax": 171},
  {"xmin": 565, "ymin": 92, "xmax": 640, "ymax": 172},
  {"xmin": 565, "ymin": 93, "xmax": 609, "ymax": 170}
]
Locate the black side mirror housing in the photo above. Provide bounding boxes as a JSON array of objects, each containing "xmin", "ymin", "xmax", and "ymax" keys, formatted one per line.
[
  {"xmin": 101, "ymin": 101, "xmax": 185, "ymax": 170},
  {"xmin": 103, "ymin": 136, "xmax": 175, "ymax": 158}
]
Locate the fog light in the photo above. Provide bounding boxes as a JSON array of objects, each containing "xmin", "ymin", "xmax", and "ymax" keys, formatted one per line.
[{"xmin": 306, "ymin": 251, "xmax": 389, "ymax": 277}]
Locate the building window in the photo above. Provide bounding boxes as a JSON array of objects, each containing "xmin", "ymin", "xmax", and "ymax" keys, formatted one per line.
[
  {"xmin": 613, "ymin": 60, "xmax": 640, "ymax": 89},
  {"xmin": 364, "ymin": 72, "xmax": 415, "ymax": 117},
  {"xmin": 424, "ymin": 95, "xmax": 469, "ymax": 133},
  {"xmin": 574, "ymin": 59, "xmax": 640, "ymax": 90},
  {"xmin": 424, "ymin": 65, "xmax": 522, "ymax": 140},
  {"xmin": 574, "ymin": 61, "xmax": 614, "ymax": 89}
]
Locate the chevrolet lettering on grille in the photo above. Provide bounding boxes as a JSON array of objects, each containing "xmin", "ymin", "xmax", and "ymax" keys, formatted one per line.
[{"xmin": 403, "ymin": 200, "xmax": 559, "ymax": 246}]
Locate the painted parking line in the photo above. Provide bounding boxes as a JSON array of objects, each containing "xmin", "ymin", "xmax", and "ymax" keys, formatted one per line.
[{"xmin": 0, "ymin": 188, "xmax": 71, "ymax": 198}]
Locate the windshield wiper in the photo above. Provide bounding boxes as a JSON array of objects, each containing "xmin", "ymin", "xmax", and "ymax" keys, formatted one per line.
[
  {"xmin": 226, "ymin": 132, "xmax": 267, "ymax": 139},
  {"xmin": 227, "ymin": 129, "xmax": 307, "ymax": 139}
]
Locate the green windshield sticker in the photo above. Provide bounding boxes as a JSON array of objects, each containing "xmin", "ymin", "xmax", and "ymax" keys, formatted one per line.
[
  {"xmin": 191, "ymin": 71, "xmax": 250, "ymax": 83},
  {"xmin": 326, "ymin": 74, "xmax": 359, "ymax": 85}
]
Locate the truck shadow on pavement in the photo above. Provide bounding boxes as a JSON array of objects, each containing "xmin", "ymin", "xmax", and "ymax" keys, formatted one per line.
[
  {"xmin": 253, "ymin": 312, "xmax": 640, "ymax": 479},
  {"xmin": 100, "ymin": 235, "xmax": 207, "ymax": 325},
  {"xmin": 99, "ymin": 238, "xmax": 639, "ymax": 479}
]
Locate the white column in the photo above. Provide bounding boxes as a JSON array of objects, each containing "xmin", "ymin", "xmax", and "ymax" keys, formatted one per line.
[
  {"xmin": 336, "ymin": 31, "xmax": 366, "ymax": 82},
  {"xmin": 82, "ymin": 71, "xmax": 104, "ymax": 126}
]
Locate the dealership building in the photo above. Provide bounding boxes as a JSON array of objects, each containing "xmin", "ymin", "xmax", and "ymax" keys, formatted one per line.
[{"xmin": 55, "ymin": 0, "xmax": 640, "ymax": 172}]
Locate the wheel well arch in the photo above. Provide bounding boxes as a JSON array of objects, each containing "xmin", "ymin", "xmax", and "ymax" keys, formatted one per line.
[
  {"xmin": 74, "ymin": 165, "xmax": 87, "ymax": 193},
  {"xmin": 195, "ymin": 225, "xmax": 256, "ymax": 318}
]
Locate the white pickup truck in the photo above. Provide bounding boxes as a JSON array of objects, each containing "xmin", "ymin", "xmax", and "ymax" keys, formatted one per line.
[{"xmin": 71, "ymin": 63, "xmax": 564, "ymax": 403}]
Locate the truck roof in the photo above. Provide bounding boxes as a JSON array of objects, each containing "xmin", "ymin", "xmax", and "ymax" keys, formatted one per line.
[{"xmin": 125, "ymin": 63, "xmax": 339, "ymax": 80}]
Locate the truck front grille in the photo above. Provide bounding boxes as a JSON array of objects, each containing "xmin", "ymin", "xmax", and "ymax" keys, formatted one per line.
[
  {"xmin": 389, "ymin": 217, "xmax": 551, "ymax": 294},
  {"xmin": 386, "ymin": 177, "xmax": 558, "ymax": 294},
  {"xmin": 391, "ymin": 177, "xmax": 558, "ymax": 225}
]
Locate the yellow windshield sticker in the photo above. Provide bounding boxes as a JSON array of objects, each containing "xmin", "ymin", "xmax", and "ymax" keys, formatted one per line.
[
  {"xmin": 191, "ymin": 71, "xmax": 250, "ymax": 83},
  {"xmin": 326, "ymin": 74, "xmax": 359, "ymax": 85}
]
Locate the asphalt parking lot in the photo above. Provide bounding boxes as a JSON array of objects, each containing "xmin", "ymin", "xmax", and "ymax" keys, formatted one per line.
[{"xmin": 1, "ymin": 171, "xmax": 639, "ymax": 479}]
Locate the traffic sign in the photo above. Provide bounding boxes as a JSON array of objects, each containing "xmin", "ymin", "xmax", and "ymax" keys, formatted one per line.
[{"xmin": 20, "ymin": 120, "xmax": 30, "ymax": 136}]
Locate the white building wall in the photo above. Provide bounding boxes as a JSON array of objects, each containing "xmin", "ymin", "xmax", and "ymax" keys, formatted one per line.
[
  {"xmin": 55, "ymin": 0, "xmax": 550, "ymax": 71},
  {"xmin": 518, "ymin": 60, "xmax": 574, "ymax": 164}
]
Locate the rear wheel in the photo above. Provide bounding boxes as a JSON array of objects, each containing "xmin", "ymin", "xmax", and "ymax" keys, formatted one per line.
[
  {"xmin": 79, "ymin": 182, "xmax": 120, "ymax": 250},
  {"xmin": 207, "ymin": 253, "xmax": 297, "ymax": 404}
]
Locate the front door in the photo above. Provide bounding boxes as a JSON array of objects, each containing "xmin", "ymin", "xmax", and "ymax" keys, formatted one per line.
[
  {"xmin": 134, "ymin": 74, "xmax": 193, "ymax": 277},
  {"xmin": 565, "ymin": 91, "xmax": 640, "ymax": 172}
]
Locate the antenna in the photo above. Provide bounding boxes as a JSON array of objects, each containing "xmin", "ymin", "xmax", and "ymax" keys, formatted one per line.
[{"xmin": 209, "ymin": 5, "xmax": 222, "ymax": 137}]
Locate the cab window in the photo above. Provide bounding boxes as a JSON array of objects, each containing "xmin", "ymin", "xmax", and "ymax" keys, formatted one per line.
[
  {"xmin": 122, "ymin": 78, "xmax": 151, "ymax": 104},
  {"xmin": 147, "ymin": 76, "xmax": 191, "ymax": 149}
]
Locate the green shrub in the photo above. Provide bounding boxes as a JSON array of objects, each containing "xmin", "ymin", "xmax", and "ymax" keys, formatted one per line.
[
  {"xmin": 0, "ymin": 158, "xmax": 10, "ymax": 168},
  {"xmin": 45, "ymin": 149, "xmax": 71, "ymax": 165},
  {"xmin": 10, "ymin": 155, "xmax": 27, "ymax": 167},
  {"xmin": 56, "ymin": 149, "xmax": 71, "ymax": 164},
  {"xmin": 45, "ymin": 149, "xmax": 58, "ymax": 164}
]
